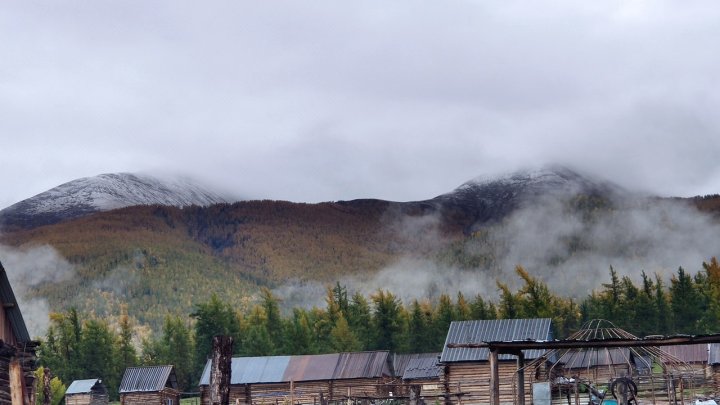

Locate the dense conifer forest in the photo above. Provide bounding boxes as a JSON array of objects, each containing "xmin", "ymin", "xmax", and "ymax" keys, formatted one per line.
[{"xmin": 36, "ymin": 258, "xmax": 720, "ymax": 401}]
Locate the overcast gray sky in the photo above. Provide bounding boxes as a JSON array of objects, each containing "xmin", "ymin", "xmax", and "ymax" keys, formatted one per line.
[{"xmin": 2, "ymin": 1, "xmax": 720, "ymax": 209}]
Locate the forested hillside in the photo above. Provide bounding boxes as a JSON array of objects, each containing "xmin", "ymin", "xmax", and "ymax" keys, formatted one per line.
[{"xmin": 36, "ymin": 259, "xmax": 720, "ymax": 401}]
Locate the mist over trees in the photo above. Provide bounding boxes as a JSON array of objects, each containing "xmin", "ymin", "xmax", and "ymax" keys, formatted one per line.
[{"xmin": 35, "ymin": 258, "xmax": 720, "ymax": 402}]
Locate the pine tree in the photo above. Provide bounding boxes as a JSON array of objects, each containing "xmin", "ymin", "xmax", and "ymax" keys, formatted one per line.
[
  {"xmin": 371, "ymin": 289, "xmax": 404, "ymax": 352},
  {"xmin": 330, "ymin": 314, "xmax": 361, "ymax": 352},
  {"xmin": 347, "ymin": 292, "xmax": 373, "ymax": 350},
  {"xmin": 191, "ymin": 294, "xmax": 241, "ymax": 375},
  {"xmin": 670, "ymin": 267, "xmax": 703, "ymax": 334}
]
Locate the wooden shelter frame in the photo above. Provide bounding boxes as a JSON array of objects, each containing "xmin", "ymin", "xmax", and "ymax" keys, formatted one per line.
[{"xmin": 447, "ymin": 331, "xmax": 720, "ymax": 405}]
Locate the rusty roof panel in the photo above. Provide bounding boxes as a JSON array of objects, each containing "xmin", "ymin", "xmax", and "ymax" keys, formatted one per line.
[
  {"xmin": 333, "ymin": 351, "xmax": 391, "ymax": 379},
  {"xmin": 440, "ymin": 318, "xmax": 553, "ymax": 363},
  {"xmin": 284, "ymin": 353, "xmax": 338, "ymax": 382}
]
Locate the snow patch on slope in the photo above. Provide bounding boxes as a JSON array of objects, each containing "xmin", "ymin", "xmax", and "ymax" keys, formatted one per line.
[{"xmin": 18, "ymin": 173, "xmax": 228, "ymax": 214}]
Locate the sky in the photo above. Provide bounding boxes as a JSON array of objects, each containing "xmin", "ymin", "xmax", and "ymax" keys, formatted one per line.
[{"xmin": 2, "ymin": 1, "xmax": 720, "ymax": 209}]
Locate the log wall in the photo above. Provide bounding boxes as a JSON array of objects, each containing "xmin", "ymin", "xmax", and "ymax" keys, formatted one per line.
[
  {"xmin": 66, "ymin": 392, "xmax": 109, "ymax": 405},
  {"xmin": 0, "ymin": 342, "xmax": 36, "ymax": 405},
  {"xmin": 200, "ymin": 378, "xmax": 391, "ymax": 405},
  {"xmin": 121, "ymin": 388, "xmax": 180, "ymax": 405},
  {"xmin": 444, "ymin": 362, "xmax": 537, "ymax": 405}
]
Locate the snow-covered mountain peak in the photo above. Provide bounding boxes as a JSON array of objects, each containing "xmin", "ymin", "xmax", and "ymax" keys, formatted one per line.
[
  {"xmin": 0, "ymin": 173, "xmax": 230, "ymax": 229},
  {"xmin": 456, "ymin": 165, "xmax": 610, "ymax": 195}
]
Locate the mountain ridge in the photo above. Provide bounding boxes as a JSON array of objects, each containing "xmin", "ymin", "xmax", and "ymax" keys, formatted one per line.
[
  {"xmin": 2, "ymin": 166, "xmax": 719, "ymax": 335},
  {"xmin": 0, "ymin": 172, "xmax": 229, "ymax": 230}
]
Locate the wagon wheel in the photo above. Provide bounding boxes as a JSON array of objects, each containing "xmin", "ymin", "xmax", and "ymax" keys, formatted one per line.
[{"xmin": 610, "ymin": 377, "xmax": 637, "ymax": 405}]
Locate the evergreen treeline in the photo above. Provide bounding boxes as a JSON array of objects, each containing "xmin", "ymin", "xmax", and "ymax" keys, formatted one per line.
[{"xmin": 37, "ymin": 258, "xmax": 720, "ymax": 402}]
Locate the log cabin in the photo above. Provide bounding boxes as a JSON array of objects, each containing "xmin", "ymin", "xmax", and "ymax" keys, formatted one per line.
[
  {"xmin": 402, "ymin": 355, "xmax": 443, "ymax": 402},
  {"xmin": 0, "ymin": 261, "xmax": 38, "ymax": 405},
  {"xmin": 198, "ymin": 351, "xmax": 395, "ymax": 405},
  {"xmin": 440, "ymin": 318, "xmax": 553, "ymax": 405},
  {"xmin": 118, "ymin": 365, "xmax": 180, "ymax": 405},
  {"xmin": 64, "ymin": 378, "xmax": 109, "ymax": 405}
]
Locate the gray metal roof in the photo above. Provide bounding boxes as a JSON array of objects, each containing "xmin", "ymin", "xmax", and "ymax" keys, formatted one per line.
[
  {"xmin": 65, "ymin": 379, "xmax": 104, "ymax": 395},
  {"xmin": 708, "ymin": 344, "xmax": 720, "ymax": 364},
  {"xmin": 391, "ymin": 353, "xmax": 440, "ymax": 378},
  {"xmin": 199, "ymin": 351, "xmax": 392, "ymax": 386},
  {"xmin": 559, "ymin": 348, "xmax": 632, "ymax": 368},
  {"xmin": 0, "ymin": 261, "xmax": 31, "ymax": 343},
  {"xmin": 119, "ymin": 365, "xmax": 177, "ymax": 393},
  {"xmin": 440, "ymin": 318, "xmax": 553, "ymax": 363},
  {"xmin": 402, "ymin": 357, "xmax": 441, "ymax": 380},
  {"xmin": 660, "ymin": 344, "xmax": 709, "ymax": 363},
  {"xmin": 200, "ymin": 356, "xmax": 291, "ymax": 385}
]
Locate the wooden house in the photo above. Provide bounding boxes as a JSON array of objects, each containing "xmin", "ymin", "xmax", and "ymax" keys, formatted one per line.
[
  {"xmin": 198, "ymin": 351, "xmax": 394, "ymax": 405},
  {"xmin": 119, "ymin": 365, "xmax": 180, "ymax": 405},
  {"xmin": 0, "ymin": 260, "xmax": 38, "ymax": 405},
  {"xmin": 706, "ymin": 343, "xmax": 720, "ymax": 394},
  {"xmin": 659, "ymin": 344, "xmax": 710, "ymax": 378},
  {"xmin": 402, "ymin": 355, "xmax": 443, "ymax": 401},
  {"xmin": 64, "ymin": 378, "xmax": 109, "ymax": 405},
  {"xmin": 390, "ymin": 353, "xmax": 441, "ymax": 397},
  {"xmin": 440, "ymin": 318, "xmax": 553, "ymax": 405}
]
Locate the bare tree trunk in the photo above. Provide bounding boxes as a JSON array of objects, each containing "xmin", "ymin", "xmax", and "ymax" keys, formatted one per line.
[
  {"xmin": 43, "ymin": 367, "xmax": 52, "ymax": 405},
  {"xmin": 210, "ymin": 335, "xmax": 234, "ymax": 405}
]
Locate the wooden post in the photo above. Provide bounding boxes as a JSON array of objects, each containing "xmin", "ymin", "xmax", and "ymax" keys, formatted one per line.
[
  {"xmin": 291, "ymin": 380, "xmax": 295, "ymax": 405},
  {"xmin": 409, "ymin": 385, "xmax": 421, "ymax": 405},
  {"xmin": 489, "ymin": 348, "xmax": 500, "ymax": 405},
  {"xmin": 9, "ymin": 359, "xmax": 24, "ymax": 405},
  {"xmin": 210, "ymin": 335, "xmax": 234, "ymax": 405},
  {"xmin": 516, "ymin": 352, "xmax": 525, "ymax": 405},
  {"xmin": 43, "ymin": 367, "xmax": 52, "ymax": 405}
]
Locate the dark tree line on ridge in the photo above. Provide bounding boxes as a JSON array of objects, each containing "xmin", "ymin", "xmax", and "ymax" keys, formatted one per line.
[{"xmin": 37, "ymin": 258, "xmax": 720, "ymax": 402}]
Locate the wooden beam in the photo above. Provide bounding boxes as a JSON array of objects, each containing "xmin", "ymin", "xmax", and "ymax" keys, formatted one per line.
[
  {"xmin": 489, "ymin": 348, "xmax": 500, "ymax": 405},
  {"xmin": 516, "ymin": 351, "xmax": 525, "ymax": 405},
  {"xmin": 447, "ymin": 333, "xmax": 720, "ymax": 351}
]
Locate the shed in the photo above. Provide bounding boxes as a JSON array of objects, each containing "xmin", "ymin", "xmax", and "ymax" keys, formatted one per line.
[
  {"xmin": 65, "ymin": 378, "xmax": 109, "ymax": 405},
  {"xmin": 440, "ymin": 318, "xmax": 553, "ymax": 405},
  {"xmin": 119, "ymin": 365, "xmax": 180, "ymax": 405},
  {"xmin": 707, "ymin": 344, "xmax": 720, "ymax": 394},
  {"xmin": 198, "ymin": 351, "xmax": 394, "ymax": 405},
  {"xmin": 0, "ymin": 260, "xmax": 38, "ymax": 404},
  {"xmin": 403, "ymin": 355, "xmax": 443, "ymax": 400}
]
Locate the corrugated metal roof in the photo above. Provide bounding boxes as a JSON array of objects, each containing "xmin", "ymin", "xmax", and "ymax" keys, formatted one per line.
[
  {"xmin": 559, "ymin": 348, "xmax": 632, "ymax": 368},
  {"xmin": 199, "ymin": 351, "xmax": 392, "ymax": 386},
  {"xmin": 284, "ymin": 354, "xmax": 338, "ymax": 381},
  {"xmin": 65, "ymin": 379, "xmax": 103, "ymax": 394},
  {"xmin": 440, "ymin": 318, "xmax": 553, "ymax": 363},
  {"xmin": 0, "ymin": 261, "xmax": 31, "ymax": 343},
  {"xmin": 119, "ymin": 365, "xmax": 177, "ymax": 393},
  {"xmin": 391, "ymin": 353, "xmax": 440, "ymax": 378},
  {"xmin": 333, "ymin": 351, "xmax": 391, "ymax": 379},
  {"xmin": 710, "ymin": 344, "xmax": 720, "ymax": 365},
  {"xmin": 660, "ymin": 344, "xmax": 708, "ymax": 363},
  {"xmin": 200, "ymin": 356, "xmax": 291, "ymax": 385},
  {"xmin": 402, "ymin": 357, "xmax": 441, "ymax": 381}
]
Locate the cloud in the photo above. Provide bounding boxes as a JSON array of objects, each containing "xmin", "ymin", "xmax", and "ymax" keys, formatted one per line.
[
  {"xmin": 1, "ymin": 1, "xmax": 720, "ymax": 207},
  {"xmin": 0, "ymin": 244, "xmax": 76, "ymax": 337},
  {"xmin": 273, "ymin": 190, "xmax": 720, "ymax": 309}
]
